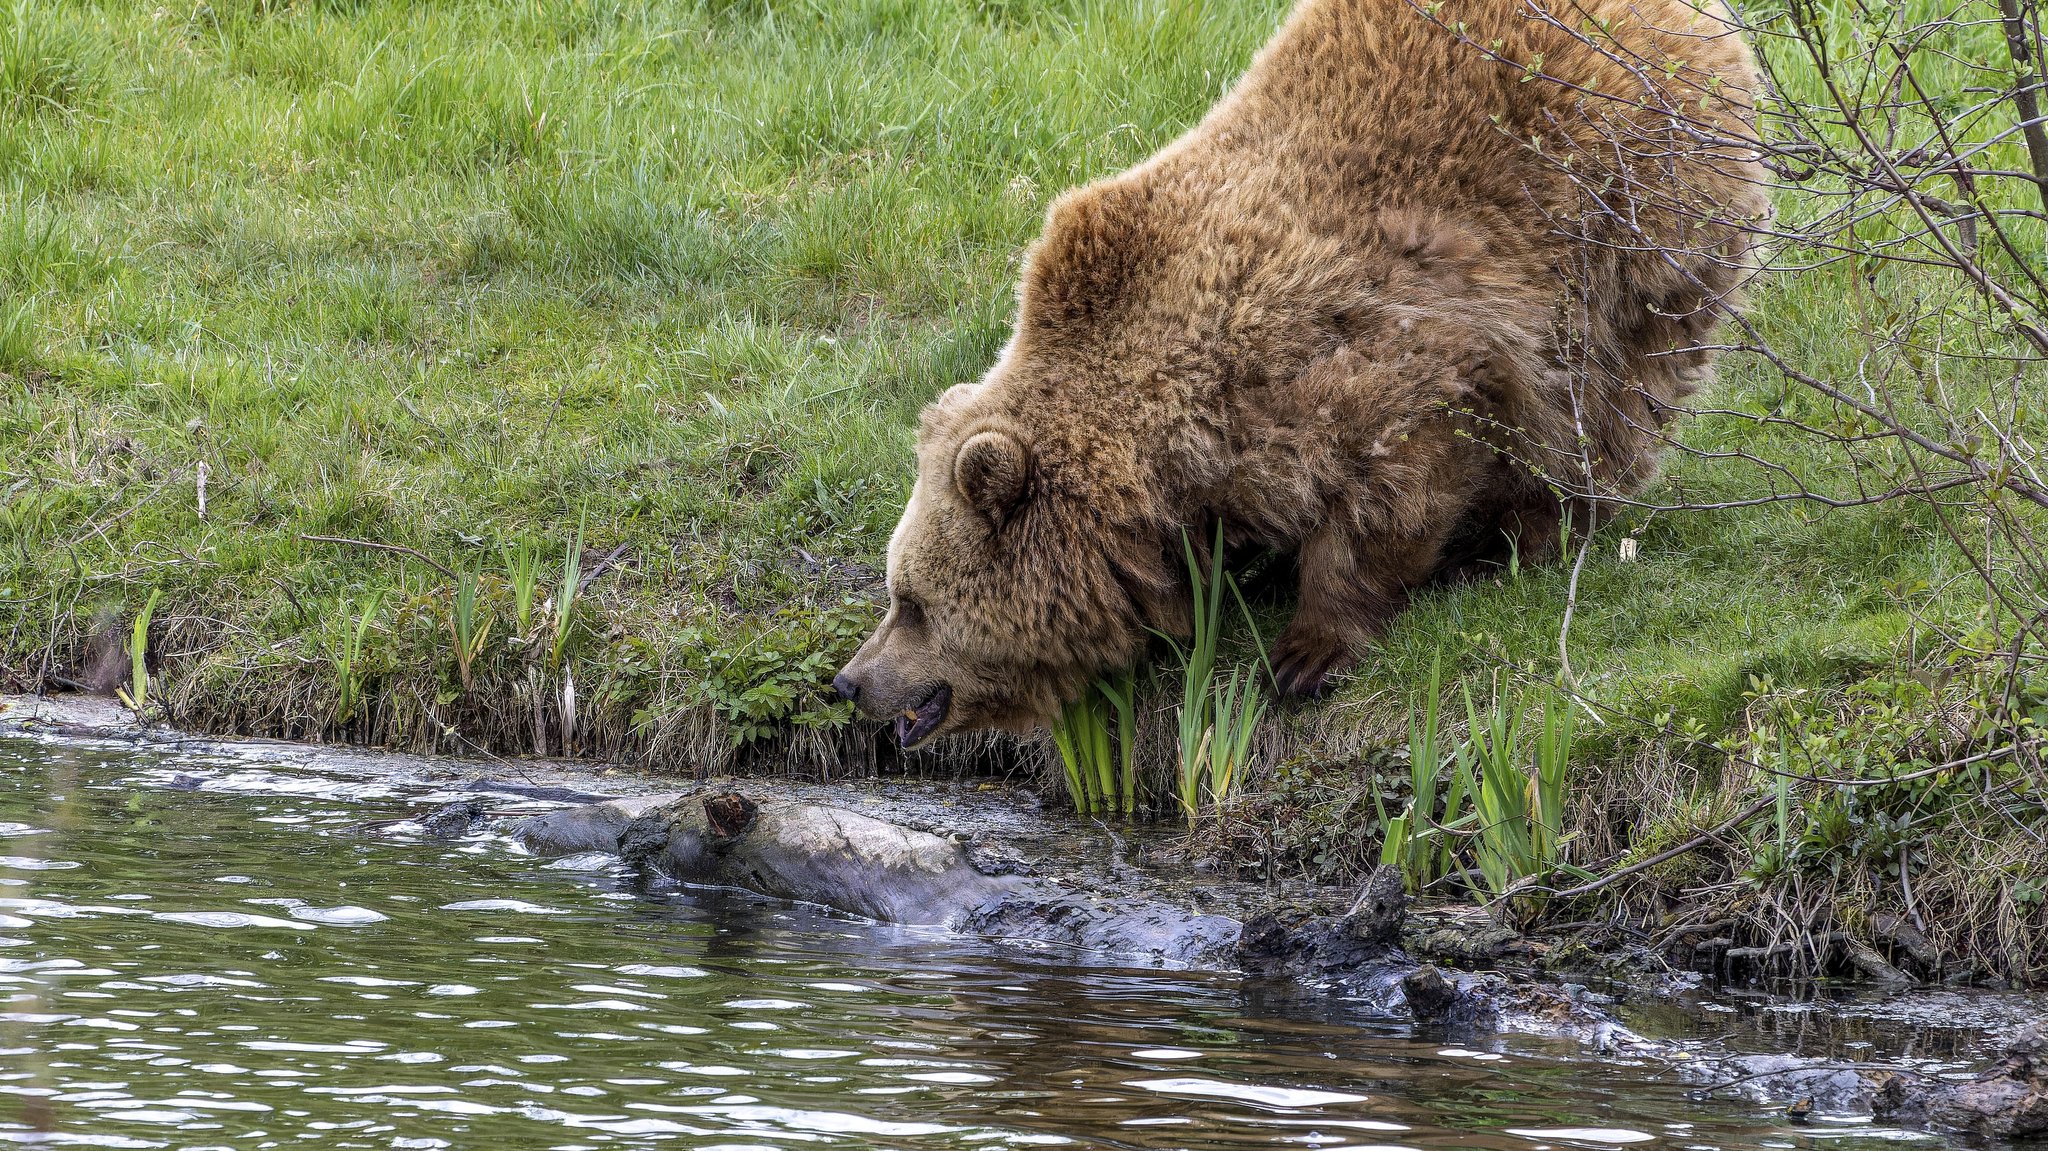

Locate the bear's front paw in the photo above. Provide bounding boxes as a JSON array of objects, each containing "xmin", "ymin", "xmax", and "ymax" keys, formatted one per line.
[{"xmin": 1269, "ymin": 624, "xmax": 1354, "ymax": 697}]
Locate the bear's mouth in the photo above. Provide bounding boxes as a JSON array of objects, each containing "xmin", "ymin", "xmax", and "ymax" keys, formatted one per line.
[{"xmin": 894, "ymin": 684, "xmax": 952, "ymax": 750}]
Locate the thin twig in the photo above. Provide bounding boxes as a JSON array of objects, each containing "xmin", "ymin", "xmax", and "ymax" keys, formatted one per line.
[{"xmin": 300, "ymin": 535, "xmax": 460, "ymax": 582}]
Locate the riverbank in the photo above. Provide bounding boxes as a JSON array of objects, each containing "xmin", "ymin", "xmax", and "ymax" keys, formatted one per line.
[{"xmin": 5, "ymin": 0, "xmax": 2044, "ymax": 988}]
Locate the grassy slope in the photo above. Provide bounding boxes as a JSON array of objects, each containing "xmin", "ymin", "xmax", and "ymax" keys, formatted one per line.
[{"xmin": 0, "ymin": 0, "xmax": 2023, "ymax": 781}]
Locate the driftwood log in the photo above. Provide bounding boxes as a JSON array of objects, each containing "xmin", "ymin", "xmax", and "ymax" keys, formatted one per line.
[{"xmin": 514, "ymin": 791, "xmax": 1244, "ymax": 969}]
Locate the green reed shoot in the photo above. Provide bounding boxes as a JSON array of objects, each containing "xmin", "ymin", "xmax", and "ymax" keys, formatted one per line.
[
  {"xmin": 1165, "ymin": 523, "xmax": 1269, "ymax": 827},
  {"xmin": 1377, "ymin": 651, "xmax": 1468, "ymax": 893},
  {"xmin": 1052, "ymin": 667, "xmax": 1139, "ymax": 817},
  {"xmin": 549, "ymin": 514, "xmax": 584, "ymax": 671},
  {"xmin": 1097, "ymin": 666, "xmax": 1138, "ymax": 816},
  {"xmin": 1453, "ymin": 681, "xmax": 1576, "ymax": 918},
  {"xmin": 1052, "ymin": 689, "xmax": 1109, "ymax": 816},
  {"xmin": 114, "ymin": 588, "xmax": 160, "ymax": 719},
  {"xmin": 448, "ymin": 565, "xmax": 494, "ymax": 692},
  {"xmin": 502, "ymin": 539, "xmax": 540, "ymax": 638},
  {"xmin": 1205, "ymin": 664, "xmax": 1266, "ymax": 817},
  {"xmin": 332, "ymin": 592, "xmax": 381, "ymax": 726},
  {"xmin": 1171, "ymin": 527, "xmax": 1224, "ymax": 825}
]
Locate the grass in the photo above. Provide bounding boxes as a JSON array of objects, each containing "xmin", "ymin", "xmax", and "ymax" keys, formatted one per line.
[
  {"xmin": 113, "ymin": 587, "xmax": 157, "ymax": 720},
  {"xmin": 1452, "ymin": 682, "xmax": 1576, "ymax": 920},
  {"xmin": 0, "ymin": 0, "xmax": 2040, "ymax": 979},
  {"xmin": 0, "ymin": 0, "xmax": 2015, "ymax": 745}
]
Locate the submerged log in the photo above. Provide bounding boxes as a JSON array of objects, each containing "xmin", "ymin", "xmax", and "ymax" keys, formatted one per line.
[{"xmin": 513, "ymin": 791, "xmax": 1241, "ymax": 969}]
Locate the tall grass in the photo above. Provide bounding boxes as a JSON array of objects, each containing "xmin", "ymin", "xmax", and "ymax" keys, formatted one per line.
[
  {"xmin": 329, "ymin": 594, "xmax": 381, "ymax": 729},
  {"xmin": 1452, "ymin": 683, "xmax": 1577, "ymax": 919},
  {"xmin": 447, "ymin": 565, "xmax": 493, "ymax": 693},
  {"xmin": 1374, "ymin": 668, "xmax": 1580, "ymax": 918},
  {"xmin": 1052, "ymin": 674, "xmax": 1137, "ymax": 817},
  {"xmin": 501, "ymin": 540, "xmax": 540, "ymax": 640},
  {"xmin": 0, "ymin": 3, "xmax": 103, "ymax": 118},
  {"xmin": 549, "ymin": 517, "xmax": 584, "ymax": 673}
]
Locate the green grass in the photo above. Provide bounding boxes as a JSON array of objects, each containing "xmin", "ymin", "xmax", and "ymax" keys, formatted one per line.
[{"xmin": 0, "ymin": 0, "xmax": 2035, "ymax": 788}]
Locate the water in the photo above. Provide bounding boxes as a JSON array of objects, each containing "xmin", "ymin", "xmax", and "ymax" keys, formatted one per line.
[{"xmin": 0, "ymin": 733, "xmax": 1978, "ymax": 1149}]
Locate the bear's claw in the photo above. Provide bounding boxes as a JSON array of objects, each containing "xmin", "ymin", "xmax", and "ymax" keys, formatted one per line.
[{"xmin": 1269, "ymin": 627, "xmax": 1351, "ymax": 697}]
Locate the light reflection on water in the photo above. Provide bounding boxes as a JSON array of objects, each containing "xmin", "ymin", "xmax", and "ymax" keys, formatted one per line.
[{"xmin": 0, "ymin": 734, "xmax": 1943, "ymax": 1149}]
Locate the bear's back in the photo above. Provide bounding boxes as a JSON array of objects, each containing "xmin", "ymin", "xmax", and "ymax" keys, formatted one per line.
[{"xmin": 1152, "ymin": 0, "xmax": 1761, "ymax": 239}]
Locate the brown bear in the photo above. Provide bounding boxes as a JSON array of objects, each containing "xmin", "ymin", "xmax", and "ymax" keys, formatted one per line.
[{"xmin": 835, "ymin": 0, "xmax": 1768, "ymax": 747}]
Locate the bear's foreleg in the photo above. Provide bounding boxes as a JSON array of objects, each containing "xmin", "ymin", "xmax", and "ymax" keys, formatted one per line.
[{"xmin": 1268, "ymin": 515, "xmax": 1454, "ymax": 696}]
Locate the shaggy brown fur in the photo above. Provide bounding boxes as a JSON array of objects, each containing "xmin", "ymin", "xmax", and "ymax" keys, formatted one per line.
[{"xmin": 836, "ymin": 0, "xmax": 1768, "ymax": 743}]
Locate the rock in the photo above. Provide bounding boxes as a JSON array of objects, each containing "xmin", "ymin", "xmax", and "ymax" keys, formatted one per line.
[
  {"xmin": 418, "ymin": 799, "xmax": 488, "ymax": 839},
  {"xmin": 960, "ymin": 894, "xmax": 1243, "ymax": 970},
  {"xmin": 623, "ymin": 795, "xmax": 1019, "ymax": 926},
  {"xmin": 1871, "ymin": 913, "xmax": 1942, "ymax": 976},
  {"xmin": 1403, "ymin": 965, "xmax": 1481, "ymax": 1026},
  {"xmin": 514, "ymin": 795, "xmax": 673, "ymax": 856},
  {"xmin": 963, "ymin": 837, "xmax": 1033, "ymax": 877},
  {"xmin": 1841, "ymin": 936, "xmax": 1915, "ymax": 984},
  {"xmin": 1345, "ymin": 865, "xmax": 1407, "ymax": 950},
  {"xmin": 1239, "ymin": 866, "xmax": 1408, "ymax": 984},
  {"xmin": 515, "ymin": 792, "xmax": 1239, "ymax": 969},
  {"xmin": 1874, "ymin": 1021, "xmax": 2048, "ymax": 1138},
  {"xmin": 1680, "ymin": 1053, "xmax": 1878, "ymax": 1115},
  {"xmin": 1404, "ymin": 907, "xmax": 1526, "ymax": 964}
]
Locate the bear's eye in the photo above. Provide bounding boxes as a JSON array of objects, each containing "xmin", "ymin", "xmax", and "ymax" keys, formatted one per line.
[{"xmin": 893, "ymin": 595, "xmax": 927, "ymax": 629}]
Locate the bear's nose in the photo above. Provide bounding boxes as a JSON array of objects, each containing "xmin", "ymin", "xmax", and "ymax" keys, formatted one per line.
[{"xmin": 832, "ymin": 672, "xmax": 861, "ymax": 703}]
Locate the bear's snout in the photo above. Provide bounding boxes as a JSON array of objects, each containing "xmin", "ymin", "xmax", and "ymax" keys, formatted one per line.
[
  {"xmin": 831, "ymin": 672, "xmax": 861, "ymax": 704},
  {"xmin": 833, "ymin": 650, "xmax": 954, "ymax": 749}
]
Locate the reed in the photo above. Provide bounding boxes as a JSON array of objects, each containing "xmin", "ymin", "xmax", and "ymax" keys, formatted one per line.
[
  {"xmin": 447, "ymin": 565, "xmax": 494, "ymax": 692},
  {"xmin": 549, "ymin": 516, "xmax": 584, "ymax": 672},
  {"xmin": 1051, "ymin": 668, "xmax": 1139, "ymax": 816},
  {"xmin": 501, "ymin": 540, "xmax": 540, "ymax": 640},
  {"xmin": 113, "ymin": 588, "xmax": 158, "ymax": 720},
  {"xmin": 331, "ymin": 594, "xmax": 381, "ymax": 728},
  {"xmin": 1376, "ymin": 652, "xmax": 1468, "ymax": 894},
  {"xmin": 1163, "ymin": 524, "xmax": 1269, "ymax": 827},
  {"xmin": 1452, "ymin": 681, "xmax": 1576, "ymax": 917}
]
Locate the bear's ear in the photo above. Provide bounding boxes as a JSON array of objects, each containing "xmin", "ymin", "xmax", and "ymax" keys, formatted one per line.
[{"xmin": 953, "ymin": 429, "xmax": 1031, "ymax": 528}]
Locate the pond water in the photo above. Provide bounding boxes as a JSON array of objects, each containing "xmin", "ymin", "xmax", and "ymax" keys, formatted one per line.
[{"xmin": 0, "ymin": 732, "xmax": 1991, "ymax": 1150}]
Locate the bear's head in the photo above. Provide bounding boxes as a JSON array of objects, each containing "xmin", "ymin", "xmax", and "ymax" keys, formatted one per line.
[
  {"xmin": 832, "ymin": 378, "xmax": 1165, "ymax": 748},
  {"xmin": 834, "ymin": 182, "xmax": 1195, "ymax": 748}
]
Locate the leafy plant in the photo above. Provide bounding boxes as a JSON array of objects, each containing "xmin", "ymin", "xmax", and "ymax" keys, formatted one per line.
[
  {"xmin": 690, "ymin": 600, "xmax": 867, "ymax": 746},
  {"xmin": 447, "ymin": 564, "xmax": 494, "ymax": 692},
  {"xmin": 113, "ymin": 588, "xmax": 159, "ymax": 719}
]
